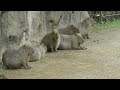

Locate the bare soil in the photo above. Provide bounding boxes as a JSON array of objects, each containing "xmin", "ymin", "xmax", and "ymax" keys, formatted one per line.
[{"xmin": 1, "ymin": 28, "xmax": 120, "ymax": 79}]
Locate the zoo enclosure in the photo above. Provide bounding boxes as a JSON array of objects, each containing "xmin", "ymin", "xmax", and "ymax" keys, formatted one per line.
[{"xmin": 88, "ymin": 11, "xmax": 120, "ymax": 23}]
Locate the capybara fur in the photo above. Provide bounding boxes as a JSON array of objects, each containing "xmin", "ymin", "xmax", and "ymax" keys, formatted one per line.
[
  {"xmin": 58, "ymin": 25, "xmax": 80, "ymax": 35},
  {"xmin": 58, "ymin": 33, "xmax": 87, "ymax": 50},
  {"xmin": 2, "ymin": 44, "xmax": 34, "ymax": 69},
  {"xmin": 37, "ymin": 43, "xmax": 47, "ymax": 58},
  {"xmin": 78, "ymin": 18, "xmax": 96, "ymax": 39},
  {"xmin": 41, "ymin": 29, "xmax": 60, "ymax": 52},
  {"xmin": 29, "ymin": 47, "xmax": 41, "ymax": 62}
]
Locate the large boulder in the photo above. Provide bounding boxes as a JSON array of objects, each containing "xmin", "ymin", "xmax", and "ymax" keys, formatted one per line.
[{"xmin": 27, "ymin": 11, "xmax": 47, "ymax": 46}]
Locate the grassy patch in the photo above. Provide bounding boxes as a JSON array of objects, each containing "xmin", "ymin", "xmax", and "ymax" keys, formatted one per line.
[{"xmin": 91, "ymin": 20, "xmax": 120, "ymax": 32}]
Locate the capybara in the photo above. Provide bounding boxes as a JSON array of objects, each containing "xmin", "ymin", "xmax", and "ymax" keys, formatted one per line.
[
  {"xmin": 20, "ymin": 31, "xmax": 31, "ymax": 47},
  {"xmin": 37, "ymin": 43, "xmax": 47, "ymax": 59},
  {"xmin": 58, "ymin": 25, "xmax": 80, "ymax": 35},
  {"xmin": 2, "ymin": 44, "xmax": 34, "ymax": 69},
  {"xmin": 41, "ymin": 29, "xmax": 60, "ymax": 52},
  {"xmin": 58, "ymin": 33, "xmax": 87, "ymax": 50},
  {"xmin": 78, "ymin": 17, "xmax": 96, "ymax": 39},
  {"xmin": 29, "ymin": 47, "xmax": 41, "ymax": 62}
]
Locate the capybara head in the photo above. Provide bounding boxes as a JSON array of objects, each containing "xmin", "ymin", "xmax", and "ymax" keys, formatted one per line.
[
  {"xmin": 52, "ymin": 29, "xmax": 60, "ymax": 41},
  {"xmin": 84, "ymin": 18, "xmax": 96, "ymax": 28},
  {"xmin": 75, "ymin": 33, "xmax": 84, "ymax": 45},
  {"xmin": 69, "ymin": 25, "xmax": 80, "ymax": 33},
  {"xmin": 89, "ymin": 18, "xmax": 96, "ymax": 27}
]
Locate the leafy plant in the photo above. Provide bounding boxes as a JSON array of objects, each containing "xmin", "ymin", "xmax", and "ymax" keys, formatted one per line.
[{"xmin": 91, "ymin": 20, "xmax": 120, "ymax": 32}]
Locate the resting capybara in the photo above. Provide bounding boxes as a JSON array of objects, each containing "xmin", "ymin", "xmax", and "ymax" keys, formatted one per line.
[
  {"xmin": 58, "ymin": 33, "xmax": 87, "ymax": 50},
  {"xmin": 58, "ymin": 25, "xmax": 80, "ymax": 35},
  {"xmin": 37, "ymin": 43, "xmax": 47, "ymax": 58},
  {"xmin": 2, "ymin": 44, "xmax": 34, "ymax": 69},
  {"xmin": 78, "ymin": 17, "xmax": 96, "ymax": 39},
  {"xmin": 41, "ymin": 29, "xmax": 60, "ymax": 52},
  {"xmin": 29, "ymin": 47, "xmax": 41, "ymax": 62}
]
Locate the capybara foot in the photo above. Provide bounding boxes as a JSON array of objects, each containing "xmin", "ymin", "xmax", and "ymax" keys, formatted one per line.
[
  {"xmin": 23, "ymin": 66, "xmax": 32, "ymax": 69},
  {"xmin": 81, "ymin": 47, "xmax": 87, "ymax": 50}
]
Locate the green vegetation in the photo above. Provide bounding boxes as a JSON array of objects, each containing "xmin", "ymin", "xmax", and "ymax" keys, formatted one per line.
[{"xmin": 91, "ymin": 20, "xmax": 120, "ymax": 32}]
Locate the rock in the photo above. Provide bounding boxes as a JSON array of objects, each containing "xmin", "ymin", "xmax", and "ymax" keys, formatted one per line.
[{"xmin": 0, "ymin": 11, "xmax": 90, "ymax": 62}]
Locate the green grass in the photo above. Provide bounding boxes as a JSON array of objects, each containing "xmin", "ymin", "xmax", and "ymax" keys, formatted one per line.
[{"xmin": 91, "ymin": 20, "xmax": 120, "ymax": 32}]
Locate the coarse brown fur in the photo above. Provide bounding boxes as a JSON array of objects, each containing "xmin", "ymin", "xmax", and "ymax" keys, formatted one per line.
[
  {"xmin": 58, "ymin": 33, "xmax": 87, "ymax": 50},
  {"xmin": 2, "ymin": 44, "xmax": 34, "ymax": 69},
  {"xmin": 29, "ymin": 46, "xmax": 41, "ymax": 62},
  {"xmin": 58, "ymin": 25, "xmax": 80, "ymax": 35},
  {"xmin": 78, "ymin": 18, "xmax": 96, "ymax": 39},
  {"xmin": 41, "ymin": 29, "xmax": 60, "ymax": 52},
  {"xmin": 37, "ymin": 43, "xmax": 47, "ymax": 58}
]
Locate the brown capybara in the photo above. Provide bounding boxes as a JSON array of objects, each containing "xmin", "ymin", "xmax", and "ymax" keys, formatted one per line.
[
  {"xmin": 2, "ymin": 44, "xmax": 34, "ymax": 69},
  {"xmin": 29, "ymin": 47, "xmax": 41, "ymax": 62},
  {"xmin": 78, "ymin": 17, "xmax": 96, "ymax": 39},
  {"xmin": 20, "ymin": 31, "xmax": 40, "ymax": 62},
  {"xmin": 37, "ymin": 43, "xmax": 47, "ymax": 59},
  {"xmin": 58, "ymin": 33, "xmax": 87, "ymax": 50},
  {"xmin": 58, "ymin": 25, "xmax": 80, "ymax": 35},
  {"xmin": 41, "ymin": 29, "xmax": 60, "ymax": 52}
]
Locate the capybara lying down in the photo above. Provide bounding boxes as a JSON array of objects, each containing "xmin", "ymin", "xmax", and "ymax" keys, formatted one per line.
[
  {"xmin": 29, "ymin": 47, "xmax": 41, "ymax": 62},
  {"xmin": 37, "ymin": 43, "xmax": 47, "ymax": 59},
  {"xmin": 41, "ymin": 29, "xmax": 60, "ymax": 52},
  {"xmin": 58, "ymin": 25, "xmax": 80, "ymax": 35},
  {"xmin": 58, "ymin": 33, "xmax": 87, "ymax": 50},
  {"xmin": 29, "ymin": 43, "xmax": 47, "ymax": 62},
  {"xmin": 2, "ymin": 44, "xmax": 34, "ymax": 69},
  {"xmin": 78, "ymin": 17, "xmax": 96, "ymax": 39}
]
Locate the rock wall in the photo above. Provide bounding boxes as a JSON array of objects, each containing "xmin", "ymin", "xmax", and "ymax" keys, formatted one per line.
[{"xmin": 0, "ymin": 11, "xmax": 90, "ymax": 62}]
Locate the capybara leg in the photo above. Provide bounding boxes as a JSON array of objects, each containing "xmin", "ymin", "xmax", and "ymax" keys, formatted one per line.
[
  {"xmin": 2, "ymin": 63, "xmax": 7, "ymax": 69},
  {"xmin": 22, "ymin": 62, "xmax": 31, "ymax": 69},
  {"xmin": 2, "ymin": 63, "xmax": 5, "ymax": 69},
  {"xmin": 53, "ymin": 47, "xmax": 57, "ymax": 52},
  {"xmin": 80, "ymin": 46, "xmax": 87, "ymax": 50},
  {"xmin": 73, "ymin": 46, "xmax": 87, "ymax": 50},
  {"xmin": 50, "ymin": 47, "xmax": 53, "ymax": 52},
  {"xmin": 26, "ymin": 62, "xmax": 32, "ymax": 68},
  {"xmin": 23, "ymin": 65, "xmax": 31, "ymax": 69}
]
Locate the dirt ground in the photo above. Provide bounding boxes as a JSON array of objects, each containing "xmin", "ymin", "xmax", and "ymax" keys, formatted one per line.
[{"xmin": 1, "ymin": 28, "xmax": 120, "ymax": 79}]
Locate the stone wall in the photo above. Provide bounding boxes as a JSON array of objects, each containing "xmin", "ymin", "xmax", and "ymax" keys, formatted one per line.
[{"xmin": 0, "ymin": 11, "xmax": 90, "ymax": 62}]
